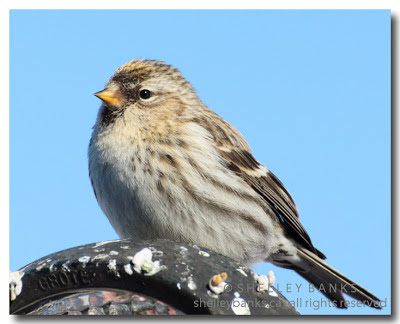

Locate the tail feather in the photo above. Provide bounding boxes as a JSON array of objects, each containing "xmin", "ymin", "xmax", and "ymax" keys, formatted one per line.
[{"xmin": 295, "ymin": 248, "xmax": 382, "ymax": 309}]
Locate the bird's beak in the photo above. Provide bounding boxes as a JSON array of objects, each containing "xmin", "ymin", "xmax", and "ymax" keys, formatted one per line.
[{"xmin": 94, "ymin": 88, "xmax": 123, "ymax": 106}]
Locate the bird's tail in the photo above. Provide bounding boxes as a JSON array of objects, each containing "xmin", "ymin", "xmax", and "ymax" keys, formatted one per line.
[{"xmin": 292, "ymin": 248, "xmax": 382, "ymax": 309}]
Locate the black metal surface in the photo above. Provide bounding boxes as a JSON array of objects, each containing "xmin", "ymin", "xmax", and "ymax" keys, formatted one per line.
[
  {"xmin": 27, "ymin": 290, "xmax": 184, "ymax": 315},
  {"xmin": 10, "ymin": 239, "xmax": 299, "ymax": 315}
]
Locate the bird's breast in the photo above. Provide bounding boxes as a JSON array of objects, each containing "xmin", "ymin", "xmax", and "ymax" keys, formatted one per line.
[{"xmin": 88, "ymin": 122, "xmax": 282, "ymax": 263}]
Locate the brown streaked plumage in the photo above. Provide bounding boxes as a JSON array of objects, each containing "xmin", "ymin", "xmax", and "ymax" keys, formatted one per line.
[{"xmin": 89, "ymin": 59, "xmax": 382, "ymax": 310}]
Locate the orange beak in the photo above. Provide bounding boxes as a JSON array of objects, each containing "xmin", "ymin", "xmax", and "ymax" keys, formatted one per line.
[{"xmin": 94, "ymin": 88, "xmax": 123, "ymax": 106}]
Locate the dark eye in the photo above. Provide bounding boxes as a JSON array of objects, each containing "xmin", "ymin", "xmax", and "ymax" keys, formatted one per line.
[{"xmin": 139, "ymin": 89, "xmax": 152, "ymax": 100}]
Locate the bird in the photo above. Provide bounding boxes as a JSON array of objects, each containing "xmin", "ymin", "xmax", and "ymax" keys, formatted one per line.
[{"xmin": 89, "ymin": 58, "xmax": 381, "ymax": 310}]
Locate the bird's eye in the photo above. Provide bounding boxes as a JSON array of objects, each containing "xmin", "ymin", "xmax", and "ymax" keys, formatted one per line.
[{"xmin": 139, "ymin": 89, "xmax": 152, "ymax": 100}]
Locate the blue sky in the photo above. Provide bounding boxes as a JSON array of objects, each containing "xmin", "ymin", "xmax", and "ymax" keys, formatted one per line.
[{"xmin": 9, "ymin": 10, "xmax": 390, "ymax": 315}]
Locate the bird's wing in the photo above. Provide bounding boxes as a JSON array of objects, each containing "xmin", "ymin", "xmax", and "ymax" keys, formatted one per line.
[
  {"xmin": 198, "ymin": 110, "xmax": 325, "ymax": 258},
  {"xmin": 218, "ymin": 147, "xmax": 324, "ymax": 256}
]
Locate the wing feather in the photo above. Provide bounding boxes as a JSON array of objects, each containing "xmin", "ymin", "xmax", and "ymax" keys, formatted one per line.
[
  {"xmin": 193, "ymin": 111, "xmax": 325, "ymax": 258},
  {"xmin": 219, "ymin": 148, "xmax": 324, "ymax": 258}
]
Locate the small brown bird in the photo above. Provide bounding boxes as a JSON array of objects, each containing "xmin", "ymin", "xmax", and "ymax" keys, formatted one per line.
[{"xmin": 89, "ymin": 59, "xmax": 381, "ymax": 309}]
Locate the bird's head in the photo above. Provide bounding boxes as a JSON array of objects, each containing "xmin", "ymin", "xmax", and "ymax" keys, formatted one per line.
[{"xmin": 94, "ymin": 59, "xmax": 198, "ymax": 127}]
